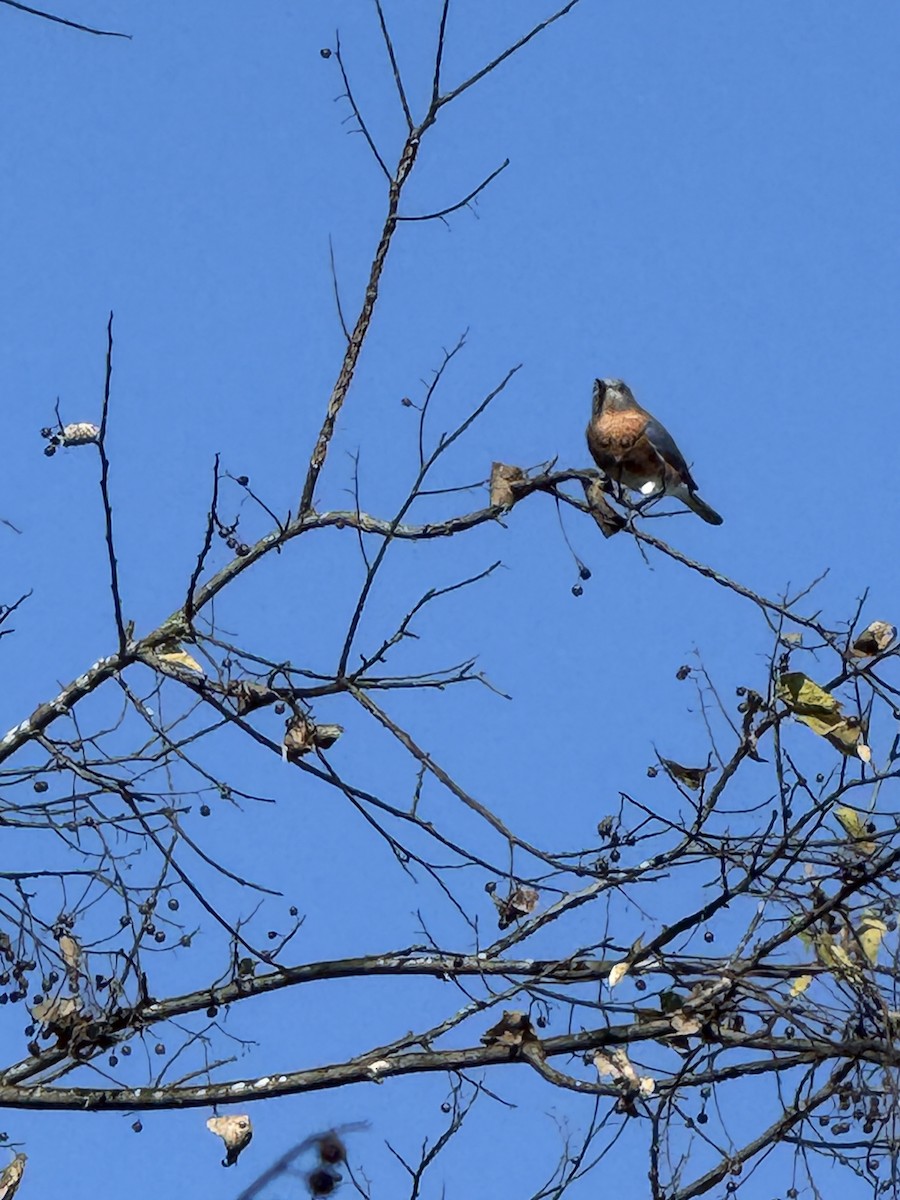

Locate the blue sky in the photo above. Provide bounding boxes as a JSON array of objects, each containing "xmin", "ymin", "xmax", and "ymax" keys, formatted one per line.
[{"xmin": 1, "ymin": 2, "xmax": 898, "ymax": 1197}]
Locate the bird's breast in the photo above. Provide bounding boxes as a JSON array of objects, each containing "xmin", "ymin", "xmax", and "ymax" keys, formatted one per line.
[{"xmin": 587, "ymin": 412, "xmax": 647, "ymax": 463}]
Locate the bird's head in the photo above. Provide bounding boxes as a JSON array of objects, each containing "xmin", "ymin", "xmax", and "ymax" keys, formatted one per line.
[{"xmin": 592, "ymin": 378, "xmax": 635, "ymax": 415}]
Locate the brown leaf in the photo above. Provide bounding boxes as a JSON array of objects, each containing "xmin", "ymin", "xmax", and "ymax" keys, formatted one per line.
[
  {"xmin": 31, "ymin": 993, "xmax": 83, "ymax": 1031},
  {"xmin": 481, "ymin": 1010, "xmax": 540, "ymax": 1052},
  {"xmin": 0, "ymin": 1154, "xmax": 26, "ymax": 1200},
  {"xmin": 313, "ymin": 723, "xmax": 344, "ymax": 750},
  {"xmin": 492, "ymin": 885, "xmax": 539, "ymax": 929},
  {"xmin": 489, "ymin": 462, "xmax": 526, "ymax": 509},
  {"xmin": 207, "ymin": 1114, "xmax": 254, "ymax": 1167},
  {"xmin": 283, "ymin": 716, "xmax": 344, "ymax": 760},
  {"xmin": 657, "ymin": 756, "xmax": 715, "ymax": 791},
  {"xmin": 850, "ymin": 621, "xmax": 896, "ymax": 659},
  {"xmin": 229, "ymin": 681, "xmax": 281, "ymax": 715},
  {"xmin": 670, "ymin": 1011, "xmax": 703, "ymax": 1037},
  {"xmin": 283, "ymin": 714, "xmax": 316, "ymax": 758},
  {"xmin": 57, "ymin": 933, "xmax": 82, "ymax": 980},
  {"xmin": 581, "ymin": 477, "xmax": 625, "ymax": 538}
]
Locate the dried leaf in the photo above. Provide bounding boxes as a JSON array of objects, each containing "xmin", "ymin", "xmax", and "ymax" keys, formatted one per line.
[
  {"xmin": 657, "ymin": 755, "xmax": 714, "ymax": 791},
  {"xmin": 58, "ymin": 933, "xmax": 81, "ymax": 977},
  {"xmin": 365, "ymin": 1058, "xmax": 390, "ymax": 1081},
  {"xmin": 314, "ymin": 723, "xmax": 344, "ymax": 750},
  {"xmin": 60, "ymin": 422, "xmax": 100, "ymax": 446},
  {"xmin": 824, "ymin": 716, "xmax": 869, "ymax": 761},
  {"xmin": 850, "ymin": 621, "xmax": 896, "ymax": 659},
  {"xmin": 489, "ymin": 462, "xmax": 525, "ymax": 509},
  {"xmin": 790, "ymin": 974, "xmax": 813, "ymax": 997},
  {"xmin": 834, "ymin": 806, "xmax": 877, "ymax": 855},
  {"xmin": 581, "ymin": 477, "xmax": 625, "ymax": 538},
  {"xmin": 230, "ymin": 681, "xmax": 281, "ymax": 715},
  {"xmin": 283, "ymin": 714, "xmax": 316, "ymax": 758},
  {"xmin": 856, "ymin": 913, "xmax": 887, "ymax": 966},
  {"xmin": 283, "ymin": 715, "xmax": 343, "ymax": 760},
  {"xmin": 481, "ymin": 1010, "xmax": 540, "ymax": 1051},
  {"xmin": 0, "ymin": 1154, "xmax": 26, "ymax": 1200},
  {"xmin": 593, "ymin": 1046, "xmax": 640, "ymax": 1087},
  {"xmin": 207, "ymin": 1114, "xmax": 253, "ymax": 1167},
  {"xmin": 492, "ymin": 885, "xmax": 539, "ymax": 929},
  {"xmin": 31, "ymin": 993, "xmax": 83, "ymax": 1032},
  {"xmin": 607, "ymin": 960, "xmax": 630, "ymax": 988},
  {"xmin": 670, "ymin": 1012, "xmax": 703, "ymax": 1037},
  {"xmin": 157, "ymin": 642, "xmax": 204, "ymax": 673}
]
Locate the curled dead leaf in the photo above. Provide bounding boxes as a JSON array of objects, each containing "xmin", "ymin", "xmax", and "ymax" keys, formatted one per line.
[
  {"xmin": 489, "ymin": 462, "xmax": 526, "ymax": 509},
  {"xmin": 581, "ymin": 476, "xmax": 625, "ymax": 538},
  {"xmin": 593, "ymin": 1046, "xmax": 653, "ymax": 1099},
  {"xmin": 314, "ymin": 723, "xmax": 344, "ymax": 750},
  {"xmin": 57, "ymin": 933, "xmax": 81, "ymax": 980},
  {"xmin": 31, "ymin": 993, "xmax": 83, "ymax": 1031},
  {"xmin": 657, "ymin": 755, "xmax": 715, "ymax": 791},
  {"xmin": 492, "ymin": 885, "xmax": 539, "ymax": 929},
  {"xmin": 0, "ymin": 1154, "xmax": 26, "ymax": 1200},
  {"xmin": 283, "ymin": 715, "xmax": 344, "ymax": 761},
  {"xmin": 229, "ymin": 681, "xmax": 281, "ymax": 715},
  {"xmin": 481, "ymin": 1010, "xmax": 540, "ymax": 1052},
  {"xmin": 60, "ymin": 422, "xmax": 100, "ymax": 446},
  {"xmin": 157, "ymin": 642, "xmax": 204, "ymax": 674},
  {"xmin": 670, "ymin": 1011, "xmax": 703, "ymax": 1037},
  {"xmin": 850, "ymin": 621, "xmax": 896, "ymax": 659},
  {"xmin": 207, "ymin": 1114, "xmax": 253, "ymax": 1167},
  {"xmin": 607, "ymin": 960, "xmax": 630, "ymax": 989}
]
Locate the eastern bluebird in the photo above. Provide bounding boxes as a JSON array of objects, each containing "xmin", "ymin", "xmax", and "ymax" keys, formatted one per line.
[{"xmin": 586, "ymin": 379, "xmax": 723, "ymax": 526}]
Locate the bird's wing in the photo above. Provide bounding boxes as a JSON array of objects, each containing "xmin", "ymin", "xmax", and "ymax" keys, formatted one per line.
[{"xmin": 643, "ymin": 416, "xmax": 698, "ymax": 491}]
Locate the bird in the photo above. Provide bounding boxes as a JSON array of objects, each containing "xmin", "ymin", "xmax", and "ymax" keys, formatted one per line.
[{"xmin": 586, "ymin": 379, "xmax": 723, "ymax": 526}]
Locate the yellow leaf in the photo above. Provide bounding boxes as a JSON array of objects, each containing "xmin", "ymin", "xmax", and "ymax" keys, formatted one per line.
[
  {"xmin": 158, "ymin": 644, "xmax": 204, "ymax": 673},
  {"xmin": 814, "ymin": 933, "xmax": 855, "ymax": 974},
  {"xmin": 790, "ymin": 974, "xmax": 813, "ymax": 997},
  {"xmin": 857, "ymin": 914, "xmax": 887, "ymax": 966},
  {"xmin": 834, "ymin": 806, "xmax": 876, "ymax": 855},
  {"xmin": 777, "ymin": 673, "xmax": 840, "ymax": 715},
  {"xmin": 778, "ymin": 674, "xmax": 868, "ymax": 760}
]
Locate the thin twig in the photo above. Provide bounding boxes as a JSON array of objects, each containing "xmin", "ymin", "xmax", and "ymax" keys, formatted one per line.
[
  {"xmin": 0, "ymin": 0, "xmax": 130, "ymax": 38},
  {"xmin": 398, "ymin": 159, "xmax": 509, "ymax": 222},
  {"xmin": 97, "ymin": 312, "xmax": 128, "ymax": 653}
]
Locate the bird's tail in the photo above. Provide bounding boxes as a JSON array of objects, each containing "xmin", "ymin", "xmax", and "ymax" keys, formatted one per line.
[{"xmin": 684, "ymin": 491, "xmax": 723, "ymax": 526}]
